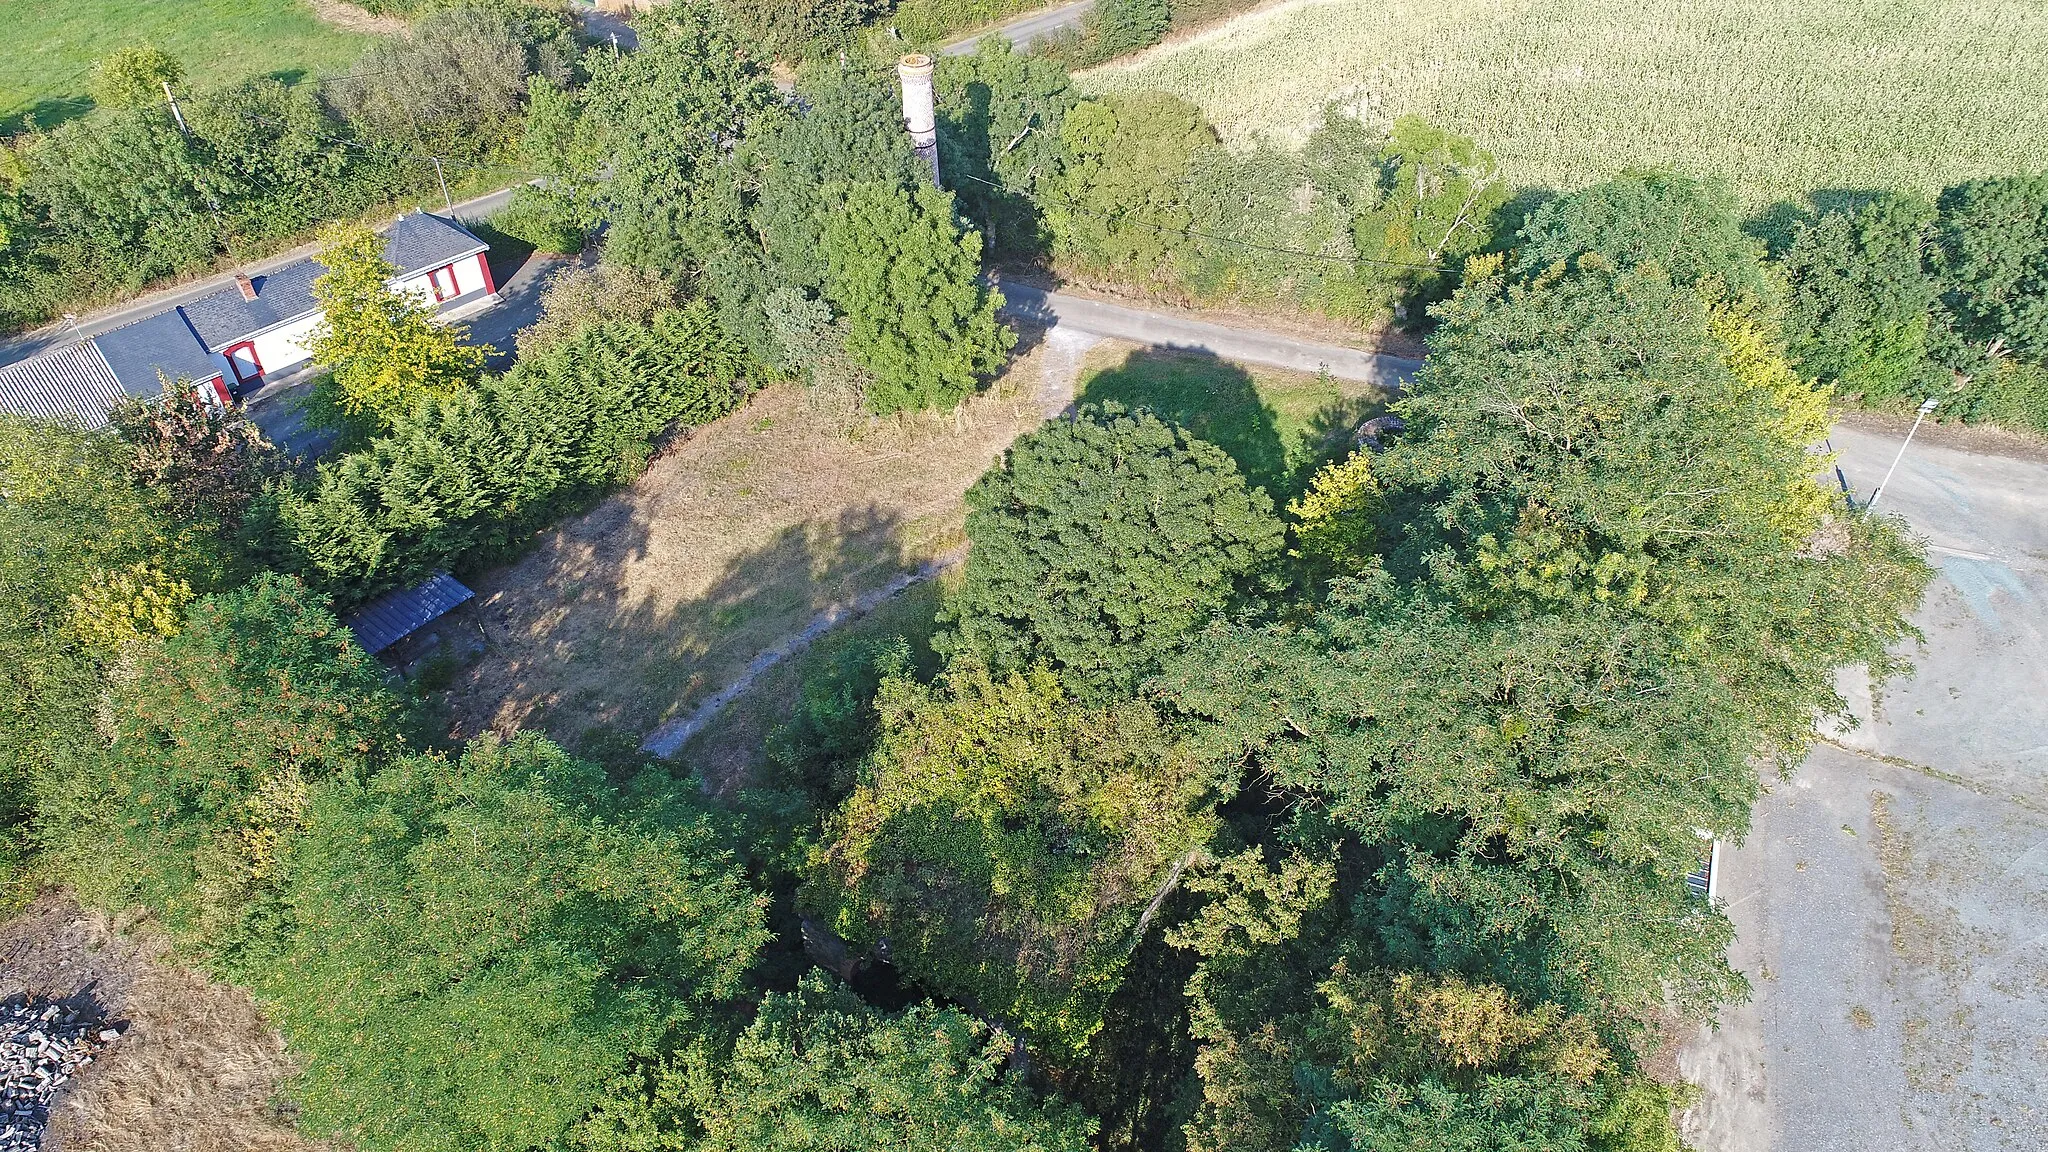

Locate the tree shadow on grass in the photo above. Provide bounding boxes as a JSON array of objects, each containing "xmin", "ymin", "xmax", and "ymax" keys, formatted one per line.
[
  {"xmin": 436, "ymin": 499, "xmax": 932, "ymax": 771},
  {"xmin": 1079, "ymin": 346, "xmax": 1292, "ymax": 496},
  {"xmin": 1078, "ymin": 345, "xmax": 1395, "ymax": 504}
]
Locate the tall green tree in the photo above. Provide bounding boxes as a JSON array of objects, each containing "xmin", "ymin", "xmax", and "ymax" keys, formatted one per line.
[
  {"xmin": 819, "ymin": 181, "xmax": 1013, "ymax": 412},
  {"xmin": 1049, "ymin": 91, "xmax": 1212, "ymax": 276},
  {"xmin": 936, "ymin": 40, "xmax": 1074, "ymax": 259},
  {"xmin": 582, "ymin": 2, "xmax": 775, "ymax": 273},
  {"xmin": 264, "ymin": 733, "xmax": 770, "ymax": 1152},
  {"xmin": 308, "ymin": 222, "xmax": 487, "ymax": 425},
  {"xmin": 806, "ymin": 662, "xmax": 1229, "ymax": 1057},
  {"xmin": 1779, "ymin": 192, "xmax": 1938, "ymax": 405},
  {"xmin": 1929, "ymin": 172, "xmax": 2048, "ymax": 370},
  {"xmin": 940, "ymin": 404, "xmax": 1282, "ymax": 695},
  {"xmin": 1156, "ymin": 262, "xmax": 1928, "ymax": 1141},
  {"xmin": 578, "ymin": 972, "xmax": 1096, "ymax": 1152},
  {"xmin": 1517, "ymin": 172, "xmax": 1773, "ymax": 301}
]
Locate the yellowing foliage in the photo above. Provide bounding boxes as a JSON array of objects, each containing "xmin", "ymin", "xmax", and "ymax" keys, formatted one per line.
[
  {"xmin": 1287, "ymin": 449, "xmax": 1382, "ymax": 575},
  {"xmin": 66, "ymin": 562, "xmax": 193, "ymax": 650}
]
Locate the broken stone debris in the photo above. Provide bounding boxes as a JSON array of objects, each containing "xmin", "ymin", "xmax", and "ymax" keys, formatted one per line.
[{"xmin": 1, "ymin": 999, "xmax": 116, "ymax": 1151}]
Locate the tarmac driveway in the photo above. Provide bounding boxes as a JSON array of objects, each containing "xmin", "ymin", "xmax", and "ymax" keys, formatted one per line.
[{"xmin": 1681, "ymin": 420, "xmax": 2048, "ymax": 1151}]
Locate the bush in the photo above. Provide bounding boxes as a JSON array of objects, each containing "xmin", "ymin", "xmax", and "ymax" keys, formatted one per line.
[
  {"xmin": 491, "ymin": 185, "xmax": 590, "ymax": 255},
  {"xmin": 939, "ymin": 403, "xmax": 1283, "ymax": 695},
  {"xmin": 260, "ymin": 732, "xmax": 769, "ymax": 1152},
  {"xmin": 275, "ymin": 302, "xmax": 752, "ymax": 602},
  {"xmin": 89, "ymin": 45, "xmax": 183, "ymax": 110}
]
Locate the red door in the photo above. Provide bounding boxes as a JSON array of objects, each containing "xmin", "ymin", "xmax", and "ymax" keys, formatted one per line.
[{"xmin": 223, "ymin": 341, "xmax": 263, "ymax": 392}]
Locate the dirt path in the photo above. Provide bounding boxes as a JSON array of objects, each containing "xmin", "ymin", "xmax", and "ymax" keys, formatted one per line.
[{"xmin": 433, "ymin": 330, "xmax": 1100, "ymax": 763}]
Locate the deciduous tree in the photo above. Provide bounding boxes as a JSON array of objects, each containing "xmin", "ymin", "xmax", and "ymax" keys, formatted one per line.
[{"xmin": 308, "ymin": 221, "xmax": 487, "ymax": 425}]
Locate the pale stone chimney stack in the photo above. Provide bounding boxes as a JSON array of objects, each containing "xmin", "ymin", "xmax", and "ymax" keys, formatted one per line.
[{"xmin": 897, "ymin": 54, "xmax": 939, "ymax": 186}]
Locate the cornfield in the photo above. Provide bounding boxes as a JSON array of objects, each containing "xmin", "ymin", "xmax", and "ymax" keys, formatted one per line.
[{"xmin": 1081, "ymin": 0, "xmax": 2048, "ymax": 206}]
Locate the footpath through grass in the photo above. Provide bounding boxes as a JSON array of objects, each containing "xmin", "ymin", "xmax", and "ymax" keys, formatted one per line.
[
  {"xmin": 3, "ymin": 0, "xmax": 378, "ymax": 130},
  {"xmin": 1084, "ymin": 0, "xmax": 2048, "ymax": 207}
]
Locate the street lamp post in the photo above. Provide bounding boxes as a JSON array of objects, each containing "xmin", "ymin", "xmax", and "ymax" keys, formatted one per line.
[{"xmin": 1865, "ymin": 396, "xmax": 1940, "ymax": 513}]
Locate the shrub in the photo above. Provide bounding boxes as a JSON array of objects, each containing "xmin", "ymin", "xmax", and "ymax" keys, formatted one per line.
[
  {"xmin": 939, "ymin": 404, "xmax": 1283, "ymax": 695},
  {"xmin": 276, "ymin": 302, "xmax": 752, "ymax": 602},
  {"xmin": 89, "ymin": 45, "xmax": 184, "ymax": 110}
]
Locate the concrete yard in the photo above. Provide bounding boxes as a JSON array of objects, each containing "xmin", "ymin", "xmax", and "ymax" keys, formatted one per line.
[{"xmin": 1681, "ymin": 420, "xmax": 2048, "ymax": 1151}]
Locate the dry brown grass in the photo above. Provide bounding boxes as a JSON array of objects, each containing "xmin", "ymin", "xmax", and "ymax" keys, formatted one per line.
[
  {"xmin": 434, "ymin": 331, "xmax": 1092, "ymax": 765},
  {"xmin": 304, "ymin": 0, "xmax": 407, "ymax": 36},
  {"xmin": 0, "ymin": 892, "xmax": 327, "ymax": 1152}
]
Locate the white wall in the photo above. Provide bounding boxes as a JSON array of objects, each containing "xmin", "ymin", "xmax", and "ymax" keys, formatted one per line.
[{"xmin": 207, "ymin": 251, "xmax": 490, "ymax": 386}]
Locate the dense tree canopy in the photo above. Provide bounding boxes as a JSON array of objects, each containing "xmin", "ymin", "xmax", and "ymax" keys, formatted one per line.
[
  {"xmin": 941, "ymin": 404, "xmax": 1282, "ymax": 695},
  {"xmin": 263, "ymin": 733, "xmax": 770, "ymax": 1152},
  {"xmin": 578, "ymin": 973, "xmax": 1096, "ymax": 1152},
  {"xmin": 1780, "ymin": 192, "xmax": 1938, "ymax": 403},
  {"xmin": 1517, "ymin": 173, "xmax": 1773, "ymax": 301},
  {"xmin": 807, "ymin": 662, "xmax": 1229, "ymax": 1056}
]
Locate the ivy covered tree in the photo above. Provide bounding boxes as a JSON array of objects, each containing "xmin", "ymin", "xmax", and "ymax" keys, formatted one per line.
[
  {"xmin": 308, "ymin": 222, "xmax": 486, "ymax": 426},
  {"xmin": 1049, "ymin": 91, "xmax": 1212, "ymax": 276},
  {"xmin": 1929, "ymin": 173, "xmax": 2048, "ymax": 370},
  {"xmin": 819, "ymin": 181, "xmax": 1013, "ymax": 412},
  {"xmin": 806, "ymin": 662, "xmax": 1229, "ymax": 1057},
  {"xmin": 578, "ymin": 972, "xmax": 1097, "ymax": 1152},
  {"xmin": 940, "ymin": 404, "xmax": 1282, "ymax": 696},
  {"xmin": 264, "ymin": 733, "xmax": 770, "ymax": 1152}
]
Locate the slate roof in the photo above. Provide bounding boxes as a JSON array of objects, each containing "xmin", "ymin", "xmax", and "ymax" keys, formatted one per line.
[
  {"xmin": 343, "ymin": 571, "xmax": 477, "ymax": 655},
  {"xmin": 0, "ymin": 342, "xmax": 130, "ymax": 429},
  {"xmin": 180, "ymin": 212, "xmax": 490, "ymax": 351},
  {"xmin": 93, "ymin": 309, "xmax": 222, "ymax": 394}
]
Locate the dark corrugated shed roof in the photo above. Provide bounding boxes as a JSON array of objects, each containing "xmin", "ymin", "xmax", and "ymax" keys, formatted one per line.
[{"xmin": 344, "ymin": 571, "xmax": 477, "ymax": 655}]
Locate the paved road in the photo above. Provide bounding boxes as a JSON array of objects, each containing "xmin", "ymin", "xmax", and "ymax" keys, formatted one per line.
[
  {"xmin": 997, "ymin": 280, "xmax": 1420, "ymax": 388},
  {"xmin": 0, "ymin": 183, "xmax": 529, "ymax": 368},
  {"xmin": 936, "ymin": 0, "xmax": 1094, "ymax": 55},
  {"xmin": 1681, "ymin": 421, "xmax": 2048, "ymax": 1152}
]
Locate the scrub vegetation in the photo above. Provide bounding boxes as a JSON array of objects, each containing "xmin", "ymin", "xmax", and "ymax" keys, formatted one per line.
[{"xmin": 1084, "ymin": 0, "xmax": 2048, "ymax": 207}]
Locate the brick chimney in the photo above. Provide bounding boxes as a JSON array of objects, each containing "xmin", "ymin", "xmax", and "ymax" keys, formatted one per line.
[{"xmin": 234, "ymin": 273, "xmax": 257, "ymax": 301}]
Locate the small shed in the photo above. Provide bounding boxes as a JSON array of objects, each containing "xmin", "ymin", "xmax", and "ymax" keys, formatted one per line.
[{"xmin": 344, "ymin": 572, "xmax": 476, "ymax": 656}]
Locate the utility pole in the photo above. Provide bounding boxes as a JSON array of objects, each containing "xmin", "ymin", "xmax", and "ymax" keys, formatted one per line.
[
  {"xmin": 429, "ymin": 156, "xmax": 453, "ymax": 215},
  {"xmin": 1865, "ymin": 396, "xmax": 1939, "ymax": 512},
  {"xmin": 162, "ymin": 81, "xmax": 189, "ymax": 138}
]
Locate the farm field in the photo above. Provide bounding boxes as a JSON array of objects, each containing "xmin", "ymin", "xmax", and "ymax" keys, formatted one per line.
[
  {"xmin": 1, "ymin": 0, "xmax": 379, "ymax": 131},
  {"xmin": 1082, "ymin": 0, "xmax": 2048, "ymax": 207}
]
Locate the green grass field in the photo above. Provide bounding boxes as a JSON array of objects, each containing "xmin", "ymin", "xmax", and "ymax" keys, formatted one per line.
[
  {"xmin": 1083, "ymin": 0, "xmax": 2048, "ymax": 207},
  {"xmin": 2, "ymin": 0, "xmax": 378, "ymax": 131}
]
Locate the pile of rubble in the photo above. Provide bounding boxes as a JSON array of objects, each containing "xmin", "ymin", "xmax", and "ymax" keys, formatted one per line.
[{"xmin": 1, "ymin": 1000, "xmax": 118, "ymax": 1152}]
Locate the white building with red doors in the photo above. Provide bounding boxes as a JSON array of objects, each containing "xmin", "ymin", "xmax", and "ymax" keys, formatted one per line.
[{"xmin": 0, "ymin": 211, "xmax": 498, "ymax": 429}]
